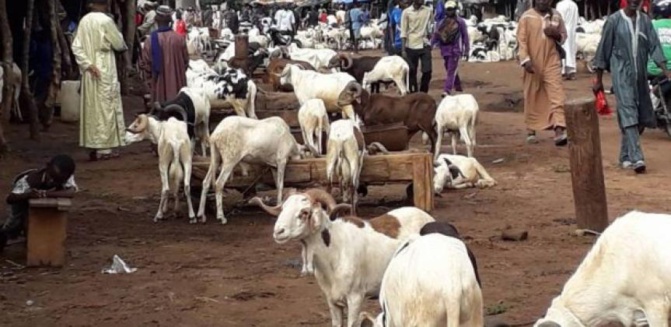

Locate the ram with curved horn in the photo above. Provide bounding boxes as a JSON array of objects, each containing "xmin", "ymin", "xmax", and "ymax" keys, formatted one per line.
[
  {"xmin": 250, "ymin": 188, "xmax": 337, "ymax": 276},
  {"xmin": 327, "ymin": 54, "xmax": 383, "ymax": 88},
  {"xmin": 255, "ymin": 187, "xmax": 436, "ymax": 327}
]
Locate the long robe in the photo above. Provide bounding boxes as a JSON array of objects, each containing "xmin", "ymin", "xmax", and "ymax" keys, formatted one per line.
[
  {"xmin": 556, "ymin": 0, "xmax": 578, "ymax": 74},
  {"xmin": 140, "ymin": 31, "xmax": 189, "ymax": 103},
  {"xmin": 593, "ymin": 10, "xmax": 666, "ymax": 129},
  {"xmin": 517, "ymin": 9, "xmax": 568, "ymax": 131},
  {"xmin": 71, "ymin": 12, "xmax": 128, "ymax": 150}
]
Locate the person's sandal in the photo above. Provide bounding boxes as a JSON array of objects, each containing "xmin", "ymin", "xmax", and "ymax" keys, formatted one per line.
[
  {"xmin": 633, "ymin": 161, "xmax": 646, "ymax": 174},
  {"xmin": 526, "ymin": 132, "xmax": 538, "ymax": 144},
  {"xmin": 554, "ymin": 128, "xmax": 568, "ymax": 146}
]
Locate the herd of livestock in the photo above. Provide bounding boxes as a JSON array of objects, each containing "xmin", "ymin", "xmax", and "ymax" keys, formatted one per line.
[{"xmin": 116, "ymin": 11, "xmax": 671, "ymax": 327}]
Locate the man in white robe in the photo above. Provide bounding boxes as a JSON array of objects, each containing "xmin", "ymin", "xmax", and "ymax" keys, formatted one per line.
[
  {"xmin": 557, "ymin": 0, "xmax": 579, "ymax": 79},
  {"xmin": 71, "ymin": 0, "xmax": 128, "ymax": 161}
]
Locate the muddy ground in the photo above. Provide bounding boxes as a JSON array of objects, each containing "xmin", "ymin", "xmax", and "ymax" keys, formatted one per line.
[{"xmin": 1, "ymin": 51, "xmax": 669, "ymax": 327}]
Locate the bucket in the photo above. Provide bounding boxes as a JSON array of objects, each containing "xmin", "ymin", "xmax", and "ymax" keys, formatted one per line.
[{"xmin": 60, "ymin": 80, "xmax": 80, "ymax": 122}]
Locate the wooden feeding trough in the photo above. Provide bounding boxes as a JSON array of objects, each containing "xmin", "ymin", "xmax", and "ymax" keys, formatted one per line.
[
  {"xmin": 190, "ymin": 152, "xmax": 434, "ymax": 212},
  {"xmin": 26, "ymin": 198, "xmax": 72, "ymax": 267}
]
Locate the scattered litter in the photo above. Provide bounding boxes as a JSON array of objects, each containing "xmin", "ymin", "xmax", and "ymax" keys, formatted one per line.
[
  {"xmin": 102, "ymin": 255, "xmax": 137, "ymax": 274},
  {"xmin": 492, "ymin": 158, "xmax": 505, "ymax": 164},
  {"xmin": 5, "ymin": 260, "xmax": 24, "ymax": 269},
  {"xmin": 574, "ymin": 229, "xmax": 601, "ymax": 237},
  {"xmin": 26, "ymin": 300, "xmax": 34, "ymax": 306}
]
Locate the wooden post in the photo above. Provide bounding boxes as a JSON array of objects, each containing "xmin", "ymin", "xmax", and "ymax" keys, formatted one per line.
[
  {"xmin": 565, "ymin": 98, "xmax": 609, "ymax": 232},
  {"xmin": 26, "ymin": 198, "xmax": 71, "ymax": 267},
  {"xmin": 234, "ymin": 34, "xmax": 249, "ymax": 74}
]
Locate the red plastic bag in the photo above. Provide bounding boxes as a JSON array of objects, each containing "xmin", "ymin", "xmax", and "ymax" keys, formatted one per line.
[{"xmin": 592, "ymin": 78, "xmax": 613, "ymax": 116}]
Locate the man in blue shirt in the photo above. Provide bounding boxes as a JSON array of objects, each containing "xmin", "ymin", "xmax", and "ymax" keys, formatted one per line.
[
  {"xmin": 388, "ymin": 0, "xmax": 406, "ymax": 55},
  {"xmin": 349, "ymin": 1, "xmax": 363, "ymax": 53}
]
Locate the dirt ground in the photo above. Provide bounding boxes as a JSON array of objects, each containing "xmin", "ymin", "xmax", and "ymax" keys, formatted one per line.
[{"xmin": 1, "ymin": 51, "xmax": 670, "ymax": 327}]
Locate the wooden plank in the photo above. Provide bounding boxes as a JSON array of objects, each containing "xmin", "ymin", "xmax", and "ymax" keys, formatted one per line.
[
  {"xmin": 27, "ymin": 199, "xmax": 69, "ymax": 267},
  {"xmin": 191, "ymin": 153, "xmax": 434, "ymax": 211},
  {"xmin": 565, "ymin": 98, "xmax": 609, "ymax": 232}
]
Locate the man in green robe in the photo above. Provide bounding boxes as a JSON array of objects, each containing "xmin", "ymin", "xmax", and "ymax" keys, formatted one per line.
[
  {"xmin": 647, "ymin": 1, "xmax": 671, "ymax": 109},
  {"xmin": 593, "ymin": 0, "xmax": 669, "ymax": 174}
]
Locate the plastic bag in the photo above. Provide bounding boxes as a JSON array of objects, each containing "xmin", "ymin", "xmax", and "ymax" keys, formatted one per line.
[
  {"xmin": 593, "ymin": 78, "xmax": 613, "ymax": 116},
  {"xmin": 102, "ymin": 255, "xmax": 137, "ymax": 274}
]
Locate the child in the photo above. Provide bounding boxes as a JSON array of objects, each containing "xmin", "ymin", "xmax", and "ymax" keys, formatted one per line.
[{"xmin": 0, "ymin": 155, "xmax": 78, "ymax": 252}]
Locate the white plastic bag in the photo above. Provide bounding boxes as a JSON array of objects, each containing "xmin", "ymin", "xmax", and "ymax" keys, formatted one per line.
[{"xmin": 102, "ymin": 255, "xmax": 137, "ymax": 274}]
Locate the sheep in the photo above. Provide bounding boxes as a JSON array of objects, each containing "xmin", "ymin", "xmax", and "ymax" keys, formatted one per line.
[
  {"xmin": 249, "ymin": 189, "xmax": 435, "ymax": 327},
  {"xmin": 419, "ymin": 221, "xmax": 481, "ymax": 287},
  {"xmin": 263, "ymin": 58, "xmax": 316, "ymax": 92},
  {"xmin": 124, "ymin": 108, "xmax": 195, "ymax": 223},
  {"xmin": 280, "ymin": 43, "xmax": 338, "ymax": 71},
  {"xmin": 213, "ymin": 41, "xmax": 270, "ymax": 75},
  {"xmin": 198, "ymin": 68, "xmax": 258, "ymax": 119},
  {"xmin": 277, "ymin": 63, "xmax": 363, "ymax": 119},
  {"xmin": 359, "ymin": 233, "xmax": 483, "ymax": 327},
  {"xmin": 326, "ymin": 119, "xmax": 366, "ymax": 216},
  {"xmin": 434, "ymin": 94, "xmax": 479, "ymax": 160},
  {"xmin": 352, "ymin": 90, "xmax": 438, "ymax": 155},
  {"xmin": 534, "ymin": 210, "xmax": 671, "ymax": 327},
  {"xmin": 328, "ymin": 53, "xmax": 380, "ymax": 85},
  {"xmin": 150, "ymin": 87, "xmax": 211, "ymax": 156},
  {"xmin": 195, "ymin": 116, "xmax": 318, "ymax": 224},
  {"xmin": 298, "ymin": 99, "xmax": 330, "ymax": 155},
  {"xmin": 361, "ymin": 55, "xmax": 409, "ymax": 95},
  {"xmin": 434, "ymin": 154, "xmax": 496, "ymax": 193}
]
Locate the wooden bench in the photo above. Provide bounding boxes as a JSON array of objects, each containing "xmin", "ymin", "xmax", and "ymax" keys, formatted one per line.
[
  {"xmin": 26, "ymin": 198, "xmax": 71, "ymax": 267},
  {"xmin": 191, "ymin": 152, "xmax": 434, "ymax": 212}
]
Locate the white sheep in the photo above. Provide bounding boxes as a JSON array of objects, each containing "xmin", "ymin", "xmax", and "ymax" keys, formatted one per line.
[
  {"xmin": 362, "ymin": 55, "xmax": 409, "ymax": 95},
  {"xmin": 360, "ymin": 233, "xmax": 484, "ymax": 327},
  {"xmin": 250, "ymin": 189, "xmax": 435, "ymax": 327},
  {"xmin": 434, "ymin": 154, "xmax": 496, "ymax": 194},
  {"xmin": 196, "ymin": 116, "xmax": 317, "ymax": 224},
  {"xmin": 298, "ymin": 98, "xmax": 330, "ymax": 155},
  {"xmin": 434, "ymin": 94, "xmax": 479, "ymax": 160},
  {"xmin": 326, "ymin": 119, "xmax": 365, "ymax": 215},
  {"xmin": 278, "ymin": 63, "xmax": 362, "ymax": 119},
  {"xmin": 124, "ymin": 110, "xmax": 195, "ymax": 223},
  {"xmin": 283, "ymin": 43, "xmax": 339, "ymax": 71},
  {"xmin": 0, "ymin": 63, "xmax": 22, "ymax": 122},
  {"xmin": 534, "ymin": 210, "xmax": 671, "ymax": 327}
]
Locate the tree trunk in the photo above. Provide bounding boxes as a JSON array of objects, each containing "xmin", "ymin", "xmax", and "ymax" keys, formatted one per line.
[
  {"xmin": 119, "ymin": 0, "xmax": 136, "ymax": 95},
  {"xmin": 43, "ymin": 0, "xmax": 62, "ymax": 128},
  {"xmin": 57, "ymin": 22, "xmax": 73, "ymax": 80},
  {"xmin": 0, "ymin": 0, "xmax": 13, "ymax": 153},
  {"xmin": 21, "ymin": 0, "xmax": 41, "ymax": 139}
]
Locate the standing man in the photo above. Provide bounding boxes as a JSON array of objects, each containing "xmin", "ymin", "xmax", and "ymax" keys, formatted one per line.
[
  {"xmin": 388, "ymin": 0, "xmax": 406, "ymax": 55},
  {"xmin": 71, "ymin": 0, "xmax": 128, "ymax": 161},
  {"xmin": 556, "ymin": 0, "xmax": 579, "ymax": 80},
  {"xmin": 401, "ymin": 0, "xmax": 433, "ymax": 93},
  {"xmin": 138, "ymin": 1, "xmax": 159, "ymax": 37},
  {"xmin": 594, "ymin": 0, "xmax": 668, "ymax": 173},
  {"xmin": 141, "ymin": 6, "xmax": 189, "ymax": 103},
  {"xmin": 349, "ymin": 1, "xmax": 364, "ymax": 53},
  {"xmin": 517, "ymin": 0, "xmax": 568, "ymax": 146},
  {"xmin": 432, "ymin": 0, "xmax": 469, "ymax": 97}
]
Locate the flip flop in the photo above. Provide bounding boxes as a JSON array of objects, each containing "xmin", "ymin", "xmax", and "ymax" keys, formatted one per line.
[
  {"xmin": 554, "ymin": 134, "xmax": 568, "ymax": 146},
  {"xmin": 526, "ymin": 134, "xmax": 538, "ymax": 144}
]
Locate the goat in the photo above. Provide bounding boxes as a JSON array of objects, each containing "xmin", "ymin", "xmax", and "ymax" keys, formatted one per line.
[
  {"xmin": 361, "ymin": 55, "xmax": 409, "ymax": 95},
  {"xmin": 352, "ymin": 90, "xmax": 438, "ymax": 155},
  {"xmin": 124, "ymin": 107, "xmax": 195, "ymax": 223},
  {"xmin": 298, "ymin": 98, "xmax": 330, "ymax": 155},
  {"xmin": 196, "ymin": 116, "xmax": 318, "ymax": 224},
  {"xmin": 250, "ymin": 189, "xmax": 435, "ymax": 327},
  {"xmin": 434, "ymin": 94, "xmax": 479, "ymax": 160},
  {"xmin": 434, "ymin": 154, "xmax": 496, "ymax": 193},
  {"xmin": 419, "ymin": 221, "xmax": 481, "ymax": 287},
  {"xmin": 359, "ymin": 234, "xmax": 483, "ymax": 327},
  {"xmin": 263, "ymin": 58, "xmax": 316, "ymax": 92},
  {"xmin": 534, "ymin": 210, "xmax": 671, "ymax": 327},
  {"xmin": 278, "ymin": 63, "xmax": 363, "ymax": 119},
  {"xmin": 150, "ymin": 87, "xmax": 211, "ymax": 156}
]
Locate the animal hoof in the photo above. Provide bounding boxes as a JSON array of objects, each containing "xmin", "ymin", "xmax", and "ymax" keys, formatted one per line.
[
  {"xmin": 153, "ymin": 217, "xmax": 161, "ymax": 223},
  {"xmin": 220, "ymin": 218, "xmax": 228, "ymax": 225}
]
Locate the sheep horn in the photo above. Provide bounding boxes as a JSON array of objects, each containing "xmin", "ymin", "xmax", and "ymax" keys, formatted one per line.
[
  {"xmin": 367, "ymin": 142, "xmax": 389, "ymax": 155},
  {"xmin": 303, "ymin": 189, "xmax": 337, "ymax": 213},
  {"xmin": 248, "ymin": 196, "xmax": 283, "ymax": 216},
  {"xmin": 150, "ymin": 101, "xmax": 162, "ymax": 115},
  {"xmin": 329, "ymin": 203, "xmax": 353, "ymax": 221},
  {"xmin": 352, "ymin": 82, "xmax": 363, "ymax": 99},
  {"xmin": 159, "ymin": 104, "xmax": 189, "ymax": 123},
  {"xmin": 339, "ymin": 53, "xmax": 353, "ymax": 70}
]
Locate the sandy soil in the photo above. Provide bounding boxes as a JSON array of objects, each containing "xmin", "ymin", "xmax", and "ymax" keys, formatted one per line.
[{"xmin": 1, "ymin": 51, "xmax": 670, "ymax": 327}]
